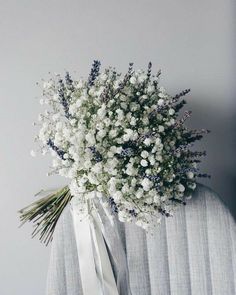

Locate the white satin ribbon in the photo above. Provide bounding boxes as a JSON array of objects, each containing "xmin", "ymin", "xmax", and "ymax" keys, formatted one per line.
[{"xmin": 71, "ymin": 201, "xmax": 119, "ymax": 295}]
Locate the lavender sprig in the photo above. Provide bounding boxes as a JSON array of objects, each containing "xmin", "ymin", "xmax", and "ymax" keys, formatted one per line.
[
  {"xmin": 147, "ymin": 62, "xmax": 152, "ymax": 79},
  {"xmin": 88, "ymin": 60, "xmax": 101, "ymax": 87},
  {"xmin": 177, "ymin": 167, "xmax": 199, "ymax": 174},
  {"xmin": 47, "ymin": 139, "xmax": 66, "ymax": 160},
  {"xmin": 113, "ymin": 62, "xmax": 134, "ymax": 95},
  {"xmin": 185, "ymin": 150, "xmax": 207, "ymax": 158},
  {"xmin": 172, "ymin": 88, "xmax": 191, "ymax": 104},
  {"xmin": 128, "ymin": 209, "xmax": 138, "ymax": 217},
  {"xmin": 108, "ymin": 197, "xmax": 118, "ymax": 214},
  {"xmin": 120, "ymin": 148, "xmax": 135, "ymax": 157},
  {"xmin": 65, "ymin": 72, "xmax": 74, "ymax": 91},
  {"xmin": 197, "ymin": 173, "xmax": 211, "ymax": 178},
  {"xmin": 58, "ymin": 79, "xmax": 71, "ymax": 119},
  {"xmin": 88, "ymin": 146, "xmax": 103, "ymax": 162},
  {"xmin": 174, "ymin": 99, "xmax": 187, "ymax": 112},
  {"xmin": 174, "ymin": 111, "xmax": 192, "ymax": 128}
]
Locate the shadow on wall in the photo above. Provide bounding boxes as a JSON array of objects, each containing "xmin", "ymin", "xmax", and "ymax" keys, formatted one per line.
[
  {"xmin": 225, "ymin": 110, "xmax": 236, "ymax": 221},
  {"xmin": 186, "ymin": 96, "xmax": 236, "ymax": 221},
  {"xmin": 226, "ymin": 0, "xmax": 236, "ymax": 220}
]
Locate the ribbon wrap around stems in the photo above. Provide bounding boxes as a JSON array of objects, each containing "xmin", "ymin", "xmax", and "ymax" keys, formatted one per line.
[{"xmin": 70, "ymin": 198, "xmax": 132, "ymax": 295}]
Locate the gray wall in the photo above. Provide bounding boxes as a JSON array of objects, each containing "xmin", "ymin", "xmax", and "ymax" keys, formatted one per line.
[{"xmin": 0, "ymin": 0, "xmax": 235, "ymax": 294}]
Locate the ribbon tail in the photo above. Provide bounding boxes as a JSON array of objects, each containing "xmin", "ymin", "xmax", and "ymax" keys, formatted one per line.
[
  {"xmin": 95, "ymin": 203, "xmax": 133, "ymax": 295},
  {"xmin": 71, "ymin": 203, "xmax": 120, "ymax": 295},
  {"xmin": 91, "ymin": 210, "xmax": 119, "ymax": 295},
  {"xmin": 71, "ymin": 207, "xmax": 102, "ymax": 295}
]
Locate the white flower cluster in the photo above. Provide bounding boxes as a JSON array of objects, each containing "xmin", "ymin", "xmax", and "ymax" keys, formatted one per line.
[{"xmin": 33, "ymin": 62, "xmax": 208, "ymax": 230}]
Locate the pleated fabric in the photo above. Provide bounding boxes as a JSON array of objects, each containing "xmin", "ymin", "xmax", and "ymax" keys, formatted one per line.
[{"xmin": 46, "ymin": 184, "xmax": 236, "ymax": 295}]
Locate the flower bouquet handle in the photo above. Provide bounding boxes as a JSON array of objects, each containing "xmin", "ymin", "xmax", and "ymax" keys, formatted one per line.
[{"xmin": 19, "ymin": 186, "xmax": 72, "ymax": 244}]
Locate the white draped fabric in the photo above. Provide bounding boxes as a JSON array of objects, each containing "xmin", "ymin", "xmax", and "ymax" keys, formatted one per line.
[{"xmin": 46, "ymin": 184, "xmax": 236, "ymax": 295}]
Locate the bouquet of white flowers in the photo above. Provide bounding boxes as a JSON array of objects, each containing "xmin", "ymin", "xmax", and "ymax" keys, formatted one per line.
[{"xmin": 20, "ymin": 61, "xmax": 209, "ymax": 244}]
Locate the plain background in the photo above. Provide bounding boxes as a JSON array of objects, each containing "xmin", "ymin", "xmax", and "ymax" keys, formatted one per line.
[{"xmin": 0, "ymin": 0, "xmax": 235, "ymax": 294}]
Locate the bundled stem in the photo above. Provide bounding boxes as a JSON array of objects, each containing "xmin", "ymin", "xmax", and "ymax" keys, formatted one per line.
[{"xmin": 19, "ymin": 186, "xmax": 72, "ymax": 245}]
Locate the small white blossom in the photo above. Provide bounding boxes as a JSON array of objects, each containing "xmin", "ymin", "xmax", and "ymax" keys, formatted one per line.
[
  {"xmin": 157, "ymin": 99, "xmax": 164, "ymax": 106},
  {"xmin": 140, "ymin": 159, "xmax": 148, "ymax": 167},
  {"xmin": 43, "ymin": 81, "xmax": 53, "ymax": 89},
  {"xmin": 141, "ymin": 151, "xmax": 149, "ymax": 158},
  {"xmin": 30, "ymin": 150, "xmax": 36, "ymax": 157},
  {"xmin": 186, "ymin": 171, "xmax": 194, "ymax": 179},
  {"xmin": 136, "ymin": 189, "xmax": 144, "ymax": 199},
  {"xmin": 129, "ymin": 76, "xmax": 137, "ymax": 85},
  {"xmin": 188, "ymin": 182, "xmax": 196, "ymax": 190},
  {"xmin": 141, "ymin": 178, "xmax": 153, "ymax": 191},
  {"xmin": 177, "ymin": 184, "xmax": 185, "ymax": 192},
  {"xmin": 138, "ymin": 74, "xmax": 146, "ymax": 83},
  {"xmin": 169, "ymin": 108, "xmax": 175, "ymax": 115},
  {"xmin": 144, "ymin": 138, "xmax": 152, "ymax": 146}
]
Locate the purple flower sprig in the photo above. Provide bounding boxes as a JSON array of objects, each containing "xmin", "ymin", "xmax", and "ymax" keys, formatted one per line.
[
  {"xmin": 128, "ymin": 209, "xmax": 138, "ymax": 217},
  {"xmin": 120, "ymin": 148, "xmax": 135, "ymax": 157},
  {"xmin": 197, "ymin": 173, "xmax": 211, "ymax": 179},
  {"xmin": 146, "ymin": 62, "xmax": 152, "ymax": 79},
  {"xmin": 88, "ymin": 60, "xmax": 101, "ymax": 87},
  {"xmin": 88, "ymin": 146, "xmax": 103, "ymax": 162},
  {"xmin": 47, "ymin": 139, "xmax": 67, "ymax": 160},
  {"xmin": 65, "ymin": 72, "xmax": 74, "ymax": 91},
  {"xmin": 177, "ymin": 167, "xmax": 199, "ymax": 174},
  {"xmin": 58, "ymin": 79, "xmax": 72, "ymax": 119},
  {"xmin": 108, "ymin": 197, "xmax": 118, "ymax": 214},
  {"xmin": 172, "ymin": 88, "xmax": 191, "ymax": 104},
  {"xmin": 174, "ymin": 99, "xmax": 187, "ymax": 112},
  {"xmin": 158, "ymin": 208, "xmax": 171, "ymax": 217},
  {"xmin": 174, "ymin": 111, "xmax": 192, "ymax": 128},
  {"xmin": 185, "ymin": 150, "xmax": 207, "ymax": 158}
]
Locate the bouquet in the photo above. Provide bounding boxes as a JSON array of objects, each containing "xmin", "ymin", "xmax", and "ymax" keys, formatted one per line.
[{"xmin": 20, "ymin": 61, "xmax": 209, "ymax": 244}]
